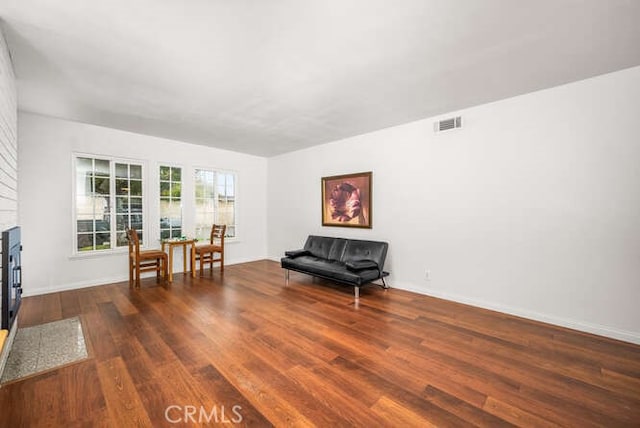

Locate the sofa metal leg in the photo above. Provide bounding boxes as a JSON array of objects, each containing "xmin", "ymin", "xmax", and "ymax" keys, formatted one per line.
[
  {"xmin": 285, "ymin": 269, "xmax": 289, "ymax": 286},
  {"xmin": 354, "ymin": 286, "xmax": 359, "ymax": 300},
  {"xmin": 381, "ymin": 276, "xmax": 389, "ymax": 289}
]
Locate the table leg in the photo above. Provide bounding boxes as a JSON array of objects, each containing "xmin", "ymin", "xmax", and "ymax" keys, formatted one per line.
[
  {"xmin": 191, "ymin": 245, "xmax": 196, "ymax": 278},
  {"xmin": 168, "ymin": 245, "xmax": 174, "ymax": 282},
  {"xmin": 182, "ymin": 244, "xmax": 187, "ymax": 275}
]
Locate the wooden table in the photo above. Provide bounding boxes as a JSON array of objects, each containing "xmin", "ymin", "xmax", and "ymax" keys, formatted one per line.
[{"xmin": 161, "ymin": 238, "xmax": 196, "ymax": 282}]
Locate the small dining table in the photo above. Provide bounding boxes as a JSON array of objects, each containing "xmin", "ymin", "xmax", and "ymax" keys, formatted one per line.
[{"xmin": 161, "ymin": 238, "xmax": 196, "ymax": 282}]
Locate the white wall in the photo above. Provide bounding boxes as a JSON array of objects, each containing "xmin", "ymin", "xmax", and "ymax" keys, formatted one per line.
[
  {"xmin": 0, "ymin": 28, "xmax": 17, "ymax": 231},
  {"xmin": 268, "ymin": 66, "xmax": 640, "ymax": 344},
  {"xmin": 18, "ymin": 113, "xmax": 268, "ymax": 296}
]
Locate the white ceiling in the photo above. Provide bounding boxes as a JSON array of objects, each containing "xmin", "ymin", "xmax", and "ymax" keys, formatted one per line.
[{"xmin": 1, "ymin": 0, "xmax": 640, "ymax": 157}]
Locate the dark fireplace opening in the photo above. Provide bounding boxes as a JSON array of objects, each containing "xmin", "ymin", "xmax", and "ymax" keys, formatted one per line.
[{"xmin": 2, "ymin": 226, "xmax": 22, "ymax": 330}]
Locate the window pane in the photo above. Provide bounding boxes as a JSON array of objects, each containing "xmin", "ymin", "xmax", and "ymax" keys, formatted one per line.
[
  {"xmin": 170, "ymin": 200, "xmax": 181, "ymax": 217},
  {"xmin": 218, "ymin": 207, "xmax": 234, "ymax": 225},
  {"xmin": 115, "ymin": 179, "xmax": 129, "ymax": 195},
  {"xmin": 116, "ymin": 231, "xmax": 128, "ymax": 247},
  {"xmin": 171, "ymin": 167, "xmax": 181, "ymax": 181},
  {"xmin": 160, "ymin": 229, "xmax": 170, "ymax": 240},
  {"xmin": 226, "ymin": 174, "xmax": 234, "ymax": 197},
  {"xmin": 171, "ymin": 229, "xmax": 182, "ymax": 238},
  {"xmin": 77, "ymin": 220, "xmax": 94, "ymax": 233},
  {"xmin": 95, "ymin": 159, "xmax": 110, "ymax": 176},
  {"xmin": 116, "ymin": 197, "xmax": 129, "ymax": 213},
  {"xmin": 115, "ymin": 163, "xmax": 128, "ymax": 178},
  {"xmin": 77, "ymin": 173, "xmax": 91, "ymax": 198},
  {"xmin": 131, "ymin": 214, "xmax": 143, "ymax": 230},
  {"xmin": 160, "ymin": 205, "xmax": 170, "ymax": 220},
  {"xmin": 195, "ymin": 224, "xmax": 210, "ymax": 240},
  {"xmin": 160, "ymin": 166, "xmax": 171, "ymax": 180},
  {"xmin": 130, "ymin": 165, "xmax": 142, "ymax": 179},
  {"xmin": 129, "ymin": 180, "xmax": 142, "ymax": 196},
  {"xmin": 160, "ymin": 181, "xmax": 170, "ymax": 197},
  {"xmin": 95, "ymin": 232, "xmax": 111, "ymax": 250},
  {"xmin": 77, "ymin": 157, "xmax": 92, "ymax": 174},
  {"xmin": 116, "ymin": 214, "xmax": 128, "ymax": 231},
  {"xmin": 77, "ymin": 196, "xmax": 105, "ymax": 218},
  {"xmin": 130, "ymin": 197, "xmax": 143, "ymax": 213},
  {"xmin": 94, "ymin": 176, "xmax": 110, "ymax": 195},
  {"xmin": 171, "ymin": 182, "xmax": 181, "ymax": 198},
  {"xmin": 76, "ymin": 196, "xmax": 93, "ymax": 217},
  {"xmin": 95, "ymin": 218, "xmax": 110, "ymax": 232},
  {"xmin": 204, "ymin": 183, "xmax": 214, "ymax": 198},
  {"xmin": 195, "ymin": 180, "xmax": 206, "ymax": 198},
  {"xmin": 169, "ymin": 217, "xmax": 182, "ymax": 229},
  {"xmin": 77, "ymin": 233, "xmax": 95, "ymax": 252}
]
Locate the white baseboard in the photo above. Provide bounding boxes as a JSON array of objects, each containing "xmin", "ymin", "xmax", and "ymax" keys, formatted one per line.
[
  {"xmin": 392, "ymin": 281, "xmax": 640, "ymax": 345},
  {"xmin": 22, "ymin": 275, "xmax": 129, "ymax": 297},
  {"xmin": 22, "ymin": 257, "xmax": 267, "ymax": 297}
]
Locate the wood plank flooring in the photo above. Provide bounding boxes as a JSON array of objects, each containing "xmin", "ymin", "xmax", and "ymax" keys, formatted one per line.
[{"xmin": 1, "ymin": 260, "xmax": 639, "ymax": 427}]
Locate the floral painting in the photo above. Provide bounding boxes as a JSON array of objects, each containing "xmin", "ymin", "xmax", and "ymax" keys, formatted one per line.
[{"xmin": 321, "ymin": 172, "xmax": 372, "ymax": 228}]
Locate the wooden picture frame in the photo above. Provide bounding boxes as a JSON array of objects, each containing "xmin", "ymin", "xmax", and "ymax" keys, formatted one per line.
[{"xmin": 321, "ymin": 171, "xmax": 372, "ymax": 228}]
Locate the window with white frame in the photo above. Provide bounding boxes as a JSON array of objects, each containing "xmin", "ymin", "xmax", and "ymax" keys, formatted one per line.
[
  {"xmin": 159, "ymin": 165, "xmax": 182, "ymax": 239},
  {"xmin": 74, "ymin": 156, "xmax": 144, "ymax": 252},
  {"xmin": 194, "ymin": 169, "xmax": 236, "ymax": 239}
]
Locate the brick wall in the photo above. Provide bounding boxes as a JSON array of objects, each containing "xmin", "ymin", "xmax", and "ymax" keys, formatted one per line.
[
  {"xmin": 0, "ymin": 28, "xmax": 17, "ymax": 232},
  {"xmin": 0, "ymin": 26, "xmax": 17, "ymax": 368}
]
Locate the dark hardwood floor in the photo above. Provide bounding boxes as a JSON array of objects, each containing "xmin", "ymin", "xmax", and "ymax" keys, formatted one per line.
[{"xmin": 1, "ymin": 260, "xmax": 639, "ymax": 427}]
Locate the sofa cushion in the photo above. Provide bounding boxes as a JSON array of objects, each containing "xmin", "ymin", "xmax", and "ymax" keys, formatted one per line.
[
  {"xmin": 281, "ymin": 255, "xmax": 380, "ymax": 286},
  {"xmin": 345, "ymin": 259, "xmax": 379, "ymax": 271}
]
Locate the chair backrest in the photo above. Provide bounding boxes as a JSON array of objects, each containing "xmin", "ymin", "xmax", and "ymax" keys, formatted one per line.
[
  {"xmin": 210, "ymin": 224, "xmax": 226, "ymax": 247},
  {"xmin": 126, "ymin": 227, "xmax": 141, "ymax": 258}
]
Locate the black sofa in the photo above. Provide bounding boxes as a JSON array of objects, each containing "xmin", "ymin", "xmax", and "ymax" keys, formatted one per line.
[{"xmin": 281, "ymin": 235, "xmax": 389, "ymax": 299}]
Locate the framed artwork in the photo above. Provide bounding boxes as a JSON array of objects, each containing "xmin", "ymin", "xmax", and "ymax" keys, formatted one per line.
[{"xmin": 321, "ymin": 171, "xmax": 372, "ymax": 228}]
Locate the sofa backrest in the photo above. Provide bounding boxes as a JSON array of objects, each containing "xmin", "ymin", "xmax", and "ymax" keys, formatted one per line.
[
  {"xmin": 304, "ymin": 235, "xmax": 388, "ymax": 269},
  {"xmin": 342, "ymin": 239, "xmax": 388, "ymax": 269},
  {"xmin": 304, "ymin": 236, "xmax": 347, "ymax": 261}
]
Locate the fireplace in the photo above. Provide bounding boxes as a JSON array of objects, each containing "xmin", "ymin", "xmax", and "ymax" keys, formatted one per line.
[{"xmin": 2, "ymin": 226, "xmax": 22, "ymax": 330}]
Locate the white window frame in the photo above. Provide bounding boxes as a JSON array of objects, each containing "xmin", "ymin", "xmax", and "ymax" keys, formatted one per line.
[
  {"xmin": 71, "ymin": 153, "xmax": 147, "ymax": 256},
  {"xmin": 194, "ymin": 167, "xmax": 237, "ymax": 240}
]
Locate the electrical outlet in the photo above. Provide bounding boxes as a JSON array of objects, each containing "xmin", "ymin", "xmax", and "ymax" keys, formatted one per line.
[{"xmin": 425, "ymin": 270, "xmax": 431, "ymax": 281}]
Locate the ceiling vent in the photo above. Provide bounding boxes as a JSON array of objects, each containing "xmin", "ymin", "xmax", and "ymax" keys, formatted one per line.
[{"xmin": 434, "ymin": 116, "xmax": 462, "ymax": 133}]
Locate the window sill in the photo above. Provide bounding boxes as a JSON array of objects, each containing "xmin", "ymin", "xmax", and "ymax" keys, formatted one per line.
[{"xmin": 69, "ymin": 248, "xmax": 129, "ymax": 260}]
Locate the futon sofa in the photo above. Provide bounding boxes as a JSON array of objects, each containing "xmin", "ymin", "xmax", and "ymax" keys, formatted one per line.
[{"xmin": 281, "ymin": 235, "xmax": 389, "ymax": 299}]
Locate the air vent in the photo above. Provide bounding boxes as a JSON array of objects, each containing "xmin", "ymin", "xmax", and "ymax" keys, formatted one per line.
[{"xmin": 434, "ymin": 116, "xmax": 462, "ymax": 133}]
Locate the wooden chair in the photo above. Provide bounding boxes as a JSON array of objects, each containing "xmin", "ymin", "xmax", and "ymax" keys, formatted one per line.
[
  {"xmin": 191, "ymin": 224, "xmax": 226, "ymax": 277},
  {"xmin": 126, "ymin": 228, "xmax": 168, "ymax": 288}
]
